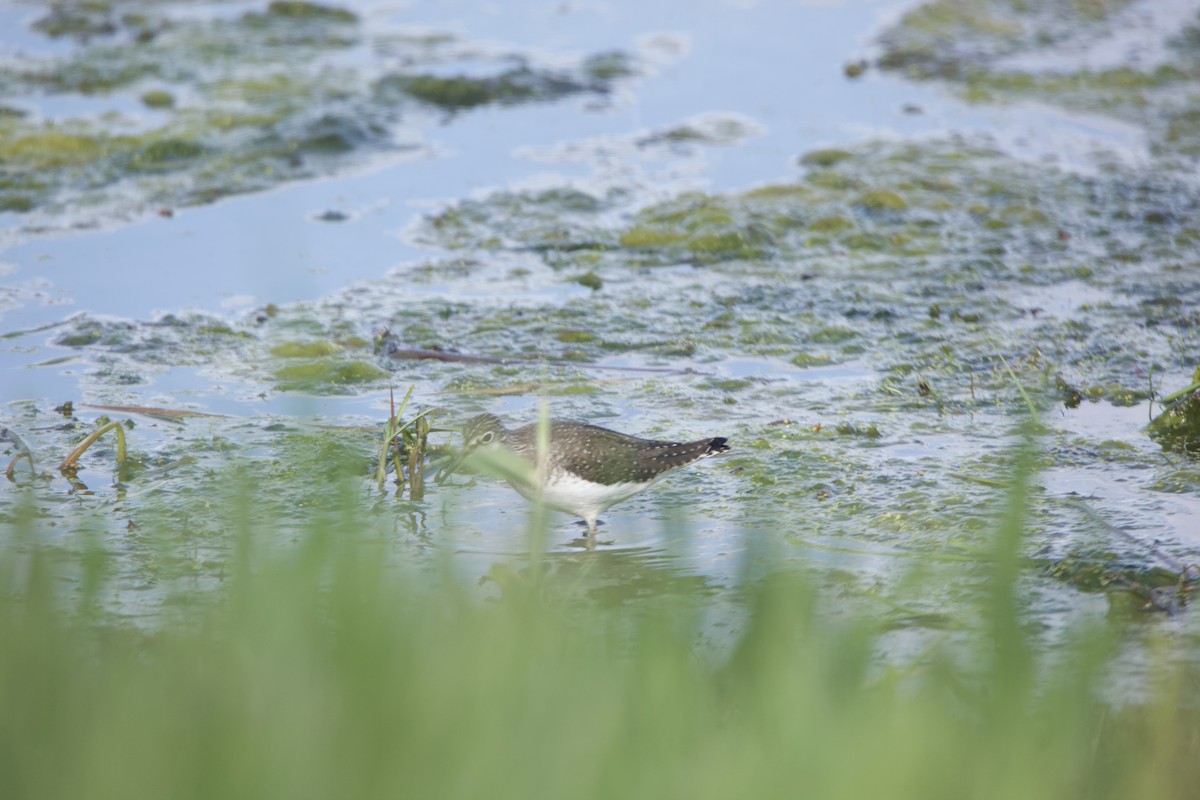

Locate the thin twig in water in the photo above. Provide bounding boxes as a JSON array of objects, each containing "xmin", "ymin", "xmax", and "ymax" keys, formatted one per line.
[
  {"xmin": 3, "ymin": 427, "xmax": 37, "ymax": 480},
  {"xmin": 381, "ymin": 343, "xmax": 692, "ymax": 374},
  {"xmin": 82, "ymin": 403, "xmax": 230, "ymax": 419},
  {"xmin": 59, "ymin": 421, "xmax": 127, "ymax": 474}
]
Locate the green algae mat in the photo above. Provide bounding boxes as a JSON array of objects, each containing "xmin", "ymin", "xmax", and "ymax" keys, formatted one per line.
[{"xmin": 0, "ymin": 0, "xmax": 632, "ymax": 221}]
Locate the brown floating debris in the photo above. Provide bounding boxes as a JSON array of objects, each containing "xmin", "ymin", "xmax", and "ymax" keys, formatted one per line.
[
  {"xmin": 380, "ymin": 342, "xmax": 688, "ymax": 374},
  {"xmin": 81, "ymin": 403, "xmax": 231, "ymax": 419}
]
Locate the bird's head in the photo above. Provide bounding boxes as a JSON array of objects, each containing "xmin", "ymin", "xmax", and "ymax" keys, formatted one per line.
[
  {"xmin": 461, "ymin": 413, "xmax": 505, "ymax": 450},
  {"xmin": 439, "ymin": 413, "xmax": 506, "ymax": 480}
]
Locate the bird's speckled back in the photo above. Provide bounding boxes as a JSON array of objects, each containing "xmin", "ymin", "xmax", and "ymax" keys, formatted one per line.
[{"xmin": 502, "ymin": 420, "xmax": 728, "ymax": 486}]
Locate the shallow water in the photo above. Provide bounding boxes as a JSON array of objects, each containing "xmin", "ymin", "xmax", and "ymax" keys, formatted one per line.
[{"xmin": 2, "ymin": 0, "xmax": 1200, "ymax": 666}]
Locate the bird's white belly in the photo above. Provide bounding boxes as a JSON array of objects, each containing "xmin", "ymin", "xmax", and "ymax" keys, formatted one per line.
[{"xmin": 511, "ymin": 472, "xmax": 654, "ymax": 520}]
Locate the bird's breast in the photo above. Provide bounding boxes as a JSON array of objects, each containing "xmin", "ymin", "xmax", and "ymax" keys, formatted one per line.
[{"xmin": 509, "ymin": 469, "xmax": 655, "ymax": 518}]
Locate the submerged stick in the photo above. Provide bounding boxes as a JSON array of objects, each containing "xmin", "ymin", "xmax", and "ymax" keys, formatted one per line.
[
  {"xmin": 5, "ymin": 452, "xmax": 33, "ymax": 481},
  {"xmin": 81, "ymin": 403, "xmax": 230, "ymax": 419},
  {"xmin": 59, "ymin": 421, "xmax": 127, "ymax": 474},
  {"xmin": 381, "ymin": 343, "xmax": 689, "ymax": 374}
]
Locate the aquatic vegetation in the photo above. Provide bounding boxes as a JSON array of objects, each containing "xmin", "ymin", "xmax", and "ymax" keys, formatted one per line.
[
  {"xmin": 1149, "ymin": 368, "xmax": 1200, "ymax": 454},
  {"xmin": 374, "ymin": 66, "xmax": 596, "ymax": 112},
  {"xmin": 0, "ymin": 2, "xmax": 636, "ymax": 222},
  {"xmin": 798, "ymin": 148, "xmax": 854, "ymax": 167},
  {"xmin": 270, "ymin": 340, "xmax": 342, "ymax": 359},
  {"xmin": 32, "ymin": 3, "xmax": 120, "ymax": 41},
  {"xmin": 876, "ymin": 0, "xmax": 1200, "ymax": 161},
  {"xmin": 140, "ymin": 89, "xmax": 175, "ymax": 109},
  {"xmin": 1047, "ymin": 549, "xmax": 1195, "ymax": 612},
  {"xmin": 273, "ymin": 360, "xmax": 388, "ymax": 391},
  {"xmin": 258, "ymin": 1, "xmax": 359, "ymax": 23},
  {"xmin": 29, "ymin": 133, "xmax": 1173, "ymax": 451},
  {"xmin": 877, "ymin": 0, "xmax": 1135, "ymax": 79},
  {"xmin": 372, "ymin": 385, "xmax": 433, "ymax": 497},
  {"xmin": 58, "ymin": 417, "xmax": 128, "ymax": 476},
  {"xmin": 388, "ymin": 135, "xmax": 1200, "ymax": 582},
  {"xmin": 581, "ymin": 50, "xmax": 635, "ymax": 81},
  {"xmin": 636, "ymin": 113, "xmax": 763, "ymax": 148},
  {"xmin": 572, "ymin": 270, "xmax": 603, "ymax": 290}
]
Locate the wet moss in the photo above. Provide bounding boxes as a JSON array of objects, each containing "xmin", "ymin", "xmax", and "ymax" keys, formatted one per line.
[
  {"xmin": 129, "ymin": 138, "xmax": 206, "ymax": 171},
  {"xmin": 573, "ymin": 272, "xmax": 603, "ymax": 291},
  {"xmin": 204, "ymin": 73, "xmax": 320, "ymax": 108},
  {"xmin": 1165, "ymin": 108, "xmax": 1200, "ymax": 154},
  {"xmin": 876, "ymin": 0, "xmax": 1200, "ymax": 159},
  {"xmin": 688, "ymin": 231, "xmax": 759, "ymax": 255},
  {"xmin": 240, "ymin": 2, "xmax": 360, "ymax": 47},
  {"xmin": 806, "ymin": 170, "xmax": 862, "ymax": 190},
  {"xmin": 141, "ymin": 89, "xmax": 175, "ymax": 109},
  {"xmin": 1047, "ymin": 551, "xmax": 1185, "ymax": 594},
  {"xmin": 0, "ymin": 131, "xmax": 105, "ymax": 169},
  {"xmin": 1149, "ymin": 370, "xmax": 1200, "ymax": 453},
  {"xmin": 22, "ymin": 46, "xmax": 162, "ymax": 94},
  {"xmin": 416, "ymin": 189, "xmax": 614, "ymax": 253},
  {"xmin": 581, "ymin": 51, "xmax": 634, "ymax": 81},
  {"xmin": 791, "ymin": 353, "xmax": 834, "ymax": 368},
  {"xmin": 707, "ymin": 379, "xmax": 753, "ymax": 392},
  {"xmin": 0, "ymin": 4, "xmax": 637, "ymax": 220},
  {"xmin": 270, "ymin": 340, "xmax": 341, "ymax": 358},
  {"xmin": 263, "ymin": 1, "xmax": 358, "ymax": 22},
  {"xmin": 555, "ymin": 330, "xmax": 596, "ymax": 344},
  {"xmin": 33, "ymin": 3, "xmax": 118, "ymax": 41},
  {"xmin": 878, "ymin": 0, "xmax": 1051, "ymax": 79},
  {"xmin": 545, "ymin": 383, "xmax": 601, "ymax": 396},
  {"xmin": 274, "ymin": 360, "xmax": 388, "ymax": 389},
  {"xmin": 609, "ymin": 194, "xmax": 781, "ymax": 261},
  {"xmin": 807, "ymin": 215, "xmax": 854, "ymax": 233},
  {"xmin": 0, "ymin": 195, "xmax": 33, "ymax": 212},
  {"xmin": 743, "ymin": 184, "xmax": 808, "ymax": 201},
  {"xmin": 856, "ymin": 190, "xmax": 909, "ymax": 211},
  {"xmin": 844, "ymin": 232, "xmax": 892, "ymax": 250},
  {"xmin": 413, "ymin": 137, "xmax": 1187, "ymax": 282},
  {"xmin": 800, "ymin": 149, "xmax": 854, "ymax": 168},
  {"xmin": 381, "ymin": 74, "xmax": 492, "ymax": 109},
  {"xmin": 56, "ymin": 330, "xmax": 104, "ymax": 348},
  {"xmin": 809, "ymin": 327, "xmax": 858, "ymax": 344},
  {"xmin": 966, "ymin": 66, "xmax": 1183, "ymax": 98},
  {"xmin": 293, "ymin": 113, "xmax": 379, "ymax": 154},
  {"xmin": 835, "ymin": 421, "xmax": 881, "ymax": 438},
  {"xmin": 377, "ymin": 67, "xmax": 587, "ymax": 111}
]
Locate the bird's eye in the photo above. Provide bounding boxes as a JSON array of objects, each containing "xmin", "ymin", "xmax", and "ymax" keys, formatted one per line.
[{"xmin": 480, "ymin": 431, "xmax": 495, "ymax": 444}]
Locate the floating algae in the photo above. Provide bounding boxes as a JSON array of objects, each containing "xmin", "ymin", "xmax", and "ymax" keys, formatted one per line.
[{"xmin": 0, "ymin": 2, "xmax": 636, "ymax": 224}]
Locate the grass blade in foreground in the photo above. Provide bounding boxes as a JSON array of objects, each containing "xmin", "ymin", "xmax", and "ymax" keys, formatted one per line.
[{"xmin": 1, "ymin": 441, "xmax": 1199, "ymax": 800}]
